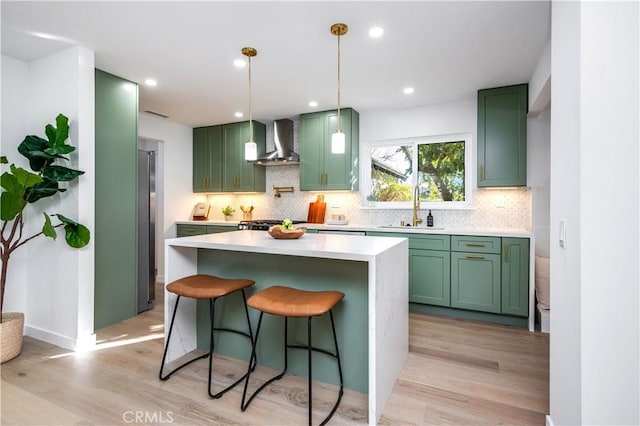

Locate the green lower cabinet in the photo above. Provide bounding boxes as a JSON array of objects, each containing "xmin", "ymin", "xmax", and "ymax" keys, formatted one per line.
[
  {"xmin": 451, "ymin": 252, "xmax": 501, "ymax": 313},
  {"xmin": 207, "ymin": 225, "xmax": 236, "ymax": 234},
  {"xmin": 501, "ymin": 237, "xmax": 530, "ymax": 316},
  {"xmin": 176, "ymin": 224, "xmax": 235, "ymax": 237},
  {"xmin": 409, "ymin": 249, "xmax": 450, "ymax": 306}
]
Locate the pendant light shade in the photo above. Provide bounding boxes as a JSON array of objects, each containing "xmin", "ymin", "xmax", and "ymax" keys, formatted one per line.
[
  {"xmin": 243, "ymin": 47, "xmax": 258, "ymax": 161},
  {"xmin": 330, "ymin": 23, "xmax": 348, "ymax": 154},
  {"xmin": 331, "ymin": 131, "xmax": 345, "ymax": 154}
]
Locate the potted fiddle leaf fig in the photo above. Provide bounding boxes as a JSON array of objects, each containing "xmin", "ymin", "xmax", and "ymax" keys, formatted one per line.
[{"xmin": 0, "ymin": 113, "xmax": 90, "ymax": 363}]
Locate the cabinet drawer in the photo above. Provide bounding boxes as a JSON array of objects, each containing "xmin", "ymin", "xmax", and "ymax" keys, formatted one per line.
[
  {"xmin": 206, "ymin": 225, "xmax": 235, "ymax": 234},
  {"xmin": 176, "ymin": 224, "xmax": 208, "ymax": 237},
  {"xmin": 451, "ymin": 235, "xmax": 501, "ymax": 254},
  {"xmin": 367, "ymin": 232, "xmax": 450, "ymax": 251}
]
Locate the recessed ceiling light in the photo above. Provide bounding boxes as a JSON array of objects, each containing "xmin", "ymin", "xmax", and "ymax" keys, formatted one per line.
[
  {"xmin": 369, "ymin": 27, "xmax": 384, "ymax": 38},
  {"xmin": 234, "ymin": 112, "xmax": 244, "ymax": 118},
  {"xmin": 144, "ymin": 79, "xmax": 157, "ymax": 87},
  {"xmin": 234, "ymin": 59, "xmax": 246, "ymax": 68},
  {"xmin": 403, "ymin": 87, "xmax": 414, "ymax": 95},
  {"xmin": 308, "ymin": 101, "xmax": 318, "ymax": 107}
]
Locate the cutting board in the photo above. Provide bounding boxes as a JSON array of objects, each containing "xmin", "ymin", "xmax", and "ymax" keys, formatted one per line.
[{"xmin": 307, "ymin": 195, "xmax": 326, "ymax": 224}]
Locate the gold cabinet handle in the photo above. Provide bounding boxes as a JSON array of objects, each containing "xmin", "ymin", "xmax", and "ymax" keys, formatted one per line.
[
  {"xmin": 479, "ymin": 165, "xmax": 484, "ymax": 181},
  {"xmin": 504, "ymin": 244, "xmax": 509, "ymax": 262},
  {"xmin": 466, "ymin": 242, "xmax": 486, "ymax": 247},
  {"xmin": 465, "ymin": 255, "xmax": 485, "ymax": 260}
]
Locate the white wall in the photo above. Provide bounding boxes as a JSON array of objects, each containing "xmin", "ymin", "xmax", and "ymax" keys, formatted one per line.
[
  {"xmin": 1, "ymin": 56, "xmax": 29, "ymax": 314},
  {"xmin": 0, "ymin": 47, "xmax": 96, "ymax": 350},
  {"xmin": 528, "ymin": 106, "xmax": 550, "ymax": 258},
  {"xmin": 138, "ymin": 112, "xmax": 198, "ymax": 282},
  {"xmin": 550, "ymin": 2, "xmax": 640, "ymax": 425}
]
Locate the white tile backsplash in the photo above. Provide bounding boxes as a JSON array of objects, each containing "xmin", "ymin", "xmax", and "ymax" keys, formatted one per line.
[{"xmin": 206, "ymin": 167, "xmax": 531, "ymax": 230}]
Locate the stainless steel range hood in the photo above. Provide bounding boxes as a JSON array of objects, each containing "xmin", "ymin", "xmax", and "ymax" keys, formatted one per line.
[{"xmin": 253, "ymin": 119, "xmax": 299, "ymax": 166}]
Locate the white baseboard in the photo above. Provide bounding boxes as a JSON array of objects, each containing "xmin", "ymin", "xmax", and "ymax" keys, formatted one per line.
[
  {"xmin": 546, "ymin": 414, "xmax": 554, "ymax": 426},
  {"xmin": 25, "ymin": 324, "xmax": 96, "ymax": 352}
]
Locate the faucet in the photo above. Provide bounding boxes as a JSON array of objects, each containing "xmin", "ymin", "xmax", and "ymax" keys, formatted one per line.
[{"xmin": 412, "ymin": 185, "xmax": 423, "ymax": 227}]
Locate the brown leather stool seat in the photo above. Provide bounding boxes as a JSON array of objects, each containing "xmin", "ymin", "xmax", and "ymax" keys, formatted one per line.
[
  {"xmin": 241, "ymin": 286, "xmax": 345, "ymax": 426},
  {"xmin": 159, "ymin": 274, "xmax": 256, "ymax": 399}
]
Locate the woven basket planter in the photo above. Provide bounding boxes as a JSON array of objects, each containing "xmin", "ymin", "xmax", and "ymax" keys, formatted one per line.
[{"xmin": 1, "ymin": 312, "xmax": 24, "ymax": 363}]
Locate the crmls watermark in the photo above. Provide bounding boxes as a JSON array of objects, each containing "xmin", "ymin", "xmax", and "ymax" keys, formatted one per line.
[{"xmin": 122, "ymin": 411, "xmax": 174, "ymax": 424}]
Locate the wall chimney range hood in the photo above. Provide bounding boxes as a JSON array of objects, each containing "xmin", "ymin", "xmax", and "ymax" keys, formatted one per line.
[{"xmin": 252, "ymin": 119, "xmax": 299, "ymax": 166}]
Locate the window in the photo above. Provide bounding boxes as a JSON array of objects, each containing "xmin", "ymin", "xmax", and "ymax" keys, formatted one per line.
[{"xmin": 364, "ymin": 133, "xmax": 472, "ymax": 209}]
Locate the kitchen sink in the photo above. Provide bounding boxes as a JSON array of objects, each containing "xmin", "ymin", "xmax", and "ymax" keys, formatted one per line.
[{"xmin": 377, "ymin": 225, "xmax": 446, "ymax": 231}]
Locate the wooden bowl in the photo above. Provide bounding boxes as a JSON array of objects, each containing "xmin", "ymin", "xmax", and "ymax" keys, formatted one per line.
[{"xmin": 267, "ymin": 226, "xmax": 307, "ymax": 239}]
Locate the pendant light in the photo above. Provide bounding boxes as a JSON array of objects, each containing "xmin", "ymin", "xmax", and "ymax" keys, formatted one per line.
[
  {"xmin": 243, "ymin": 47, "xmax": 258, "ymax": 161},
  {"xmin": 330, "ymin": 23, "xmax": 347, "ymax": 154}
]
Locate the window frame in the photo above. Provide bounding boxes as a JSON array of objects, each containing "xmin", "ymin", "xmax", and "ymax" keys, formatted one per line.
[{"xmin": 361, "ymin": 132, "xmax": 474, "ymax": 210}]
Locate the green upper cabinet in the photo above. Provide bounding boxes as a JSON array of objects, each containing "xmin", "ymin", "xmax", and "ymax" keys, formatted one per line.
[
  {"xmin": 501, "ymin": 237, "xmax": 530, "ymax": 317},
  {"xmin": 477, "ymin": 84, "xmax": 528, "ymax": 187},
  {"xmin": 223, "ymin": 121, "xmax": 266, "ymax": 192},
  {"xmin": 193, "ymin": 125, "xmax": 222, "ymax": 192},
  {"xmin": 299, "ymin": 108, "xmax": 359, "ymax": 191}
]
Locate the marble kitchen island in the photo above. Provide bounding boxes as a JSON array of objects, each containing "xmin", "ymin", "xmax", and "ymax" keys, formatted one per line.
[{"xmin": 164, "ymin": 230, "xmax": 408, "ymax": 424}]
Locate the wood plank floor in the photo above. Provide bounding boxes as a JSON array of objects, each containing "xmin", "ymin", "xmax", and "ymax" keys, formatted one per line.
[{"xmin": 1, "ymin": 288, "xmax": 549, "ymax": 425}]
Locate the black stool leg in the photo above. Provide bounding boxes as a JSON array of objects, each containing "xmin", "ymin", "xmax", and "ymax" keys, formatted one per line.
[
  {"xmin": 308, "ymin": 316, "xmax": 313, "ymax": 426},
  {"xmin": 159, "ymin": 295, "xmax": 208, "ymax": 381},
  {"xmin": 242, "ymin": 310, "xmax": 343, "ymax": 426},
  {"xmin": 320, "ymin": 309, "xmax": 344, "ymax": 426},
  {"xmin": 208, "ymin": 289, "xmax": 257, "ymax": 399},
  {"xmin": 241, "ymin": 313, "xmax": 289, "ymax": 411}
]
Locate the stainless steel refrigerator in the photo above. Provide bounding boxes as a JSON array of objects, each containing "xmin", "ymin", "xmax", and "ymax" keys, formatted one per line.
[{"xmin": 137, "ymin": 148, "xmax": 156, "ymax": 313}]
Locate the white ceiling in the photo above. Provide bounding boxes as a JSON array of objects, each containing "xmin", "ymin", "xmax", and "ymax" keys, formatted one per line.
[{"xmin": 1, "ymin": 1, "xmax": 550, "ymax": 128}]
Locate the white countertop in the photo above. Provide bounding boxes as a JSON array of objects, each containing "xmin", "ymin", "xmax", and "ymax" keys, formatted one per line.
[
  {"xmin": 175, "ymin": 220, "xmax": 532, "ymax": 238},
  {"xmin": 166, "ymin": 230, "xmax": 407, "ymax": 261}
]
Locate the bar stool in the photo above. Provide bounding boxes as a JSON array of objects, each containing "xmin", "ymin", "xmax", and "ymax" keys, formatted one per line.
[
  {"xmin": 159, "ymin": 274, "xmax": 256, "ymax": 399},
  {"xmin": 241, "ymin": 285, "xmax": 345, "ymax": 426}
]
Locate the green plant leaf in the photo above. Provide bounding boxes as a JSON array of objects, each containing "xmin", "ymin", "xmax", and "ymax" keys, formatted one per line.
[
  {"xmin": 1, "ymin": 156, "xmax": 7, "ymax": 164},
  {"xmin": 1, "ymin": 190, "xmax": 24, "ymax": 221},
  {"xmin": 55, "ymin": 214, "xmax": 90, "ymax": 248},
  {"xmin": 1, "ymin": 171, "xmax": 21, "ymax": 193},
  {"xmin": 27, "ymin": 180, "xmax": 64, "ymax": 203},
  {"xmin": 18, "ymin": 135, "xmax": 51, "ymax": 171},
  {"xmin": 42, "ymin": 213, "xmax": 57, "ymax": 240},
  {"xmin": 10, "ymin": 164, "xmax": 43, "ymax": 187},
  {"xmin": 53, "ymin": 114, "xmax": 69, "ymax": 147},
  {"xmin": 42, "ymin": 165, "xmax": 84, "ymax": 182},
  {"xmin": 44, "ymin": 145, "xmax": 75, "ymax": 156}
]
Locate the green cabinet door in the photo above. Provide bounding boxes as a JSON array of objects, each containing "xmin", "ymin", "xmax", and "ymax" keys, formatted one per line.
[
  {"xmin": 477, "ymin": 84, "xmax": 528, "ymax": 187},
  {"xmin": 501, "ymin": 237, "xmax": 530, "ymax": 316},
  {"xmin": 95, "ymin": 69, "xmax": 138, "ymax": 329},
  {"xmin": 299, "ymin": 108, "xmax": 359, "ymax": 191},
  {"xmin": 410, "ymin": 249, "xmax": 451, "ymax": 306},
  {"xmin": 193, "ymin": 125, "xmax": 222, "ymax": 192},
  {"xmin": 222, "ymin": 121, "xmax": 266, "ymax": 192},
  {"xmin": 451, "ymin": 252, "xmax": 501, "ymax": 313},
  {"xmin": 299, "ymin": 113, "xmax": 326, "ymax": 190},
  {"xmin": 324, "ymin": 110, "xmax": 358, "ymax": 190}
]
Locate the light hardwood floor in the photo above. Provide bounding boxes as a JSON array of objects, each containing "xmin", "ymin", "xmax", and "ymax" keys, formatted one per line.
[{"xmin": 1, "ymin": 287, "xmax": 549, "ymax": 425}]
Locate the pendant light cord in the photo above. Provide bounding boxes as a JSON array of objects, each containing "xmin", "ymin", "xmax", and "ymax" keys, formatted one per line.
[
  {"xmin": 336, "ymin": 32, "xmax": 341, "ymax": 133},
  {"xmin": 248, "ymin": 55, "xmax": 253, "ymax": 142}
]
